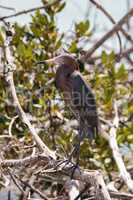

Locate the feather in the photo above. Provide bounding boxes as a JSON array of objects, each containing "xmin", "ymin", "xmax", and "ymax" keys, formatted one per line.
[{"xmin": 69, "ymin": 71, "xmax": 99, "ymax": 140}]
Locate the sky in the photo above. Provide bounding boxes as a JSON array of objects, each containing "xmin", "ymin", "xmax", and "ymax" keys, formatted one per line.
[
  {"xmin": 0, "ymin": 0, "xmax": 132, "ymax": 32},
  {"xmin": 0, "ymin": 0, "xmax": 132, "ymax": 52}
]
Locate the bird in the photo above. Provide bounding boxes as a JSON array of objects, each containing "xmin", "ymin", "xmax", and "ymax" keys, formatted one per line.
[{"xmin": 37, "ymin": 54, "xmax": 99, "ymax": 160}]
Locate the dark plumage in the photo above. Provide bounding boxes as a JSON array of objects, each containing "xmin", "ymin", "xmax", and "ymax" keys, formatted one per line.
[
  {"xmin": 55, "ymin": 62, "xmax": 98, "ymax": 140},
  {"xmin": 45, "ymin": 54, "xmax": 99, "ymax": 140}
]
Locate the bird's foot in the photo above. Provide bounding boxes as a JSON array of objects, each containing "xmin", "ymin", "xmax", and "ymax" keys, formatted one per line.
[
  {"xmin": 71, "ymin": 162, "xmax": 80, "ymax": 179},
  {"xmin": 69, "ymin": 145, "xmax": 80, "ymax": 179}
]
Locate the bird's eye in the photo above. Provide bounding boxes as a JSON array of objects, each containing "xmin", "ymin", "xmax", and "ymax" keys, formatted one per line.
[{"xmin": 66, "ymin": 72, "xmax": 70, "ymax": 78}]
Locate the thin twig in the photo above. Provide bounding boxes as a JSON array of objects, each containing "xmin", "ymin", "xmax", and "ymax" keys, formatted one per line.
[
  {"xmin": 89, "ymin": 0, "xmax": 133, "ymax": 47},
  {"xmin": 8, "ymin": 115, "xmax": 18, "ymax": 137},
  {"xmin": 0, "ymin": 5, "xmax": 15, "ymax": 11},
  {"xmin": 81, "ymin": 8, "xmax": 133, "ymax": 62},
  {"xmin": 18, "ymin": 177, "xmax": 49, "ymax": 200},
  {"xmin": 0, "ymin": 0, "xmax": 61, "ymax": 21},
  {"xmin": 8, "ymin": 169, "xmax": 24, "ymax": 193},
  {"xmin": 110, "ymin": 190, "xmax": 133, "ymax": 200},
  {"xmin": 21, "ymin": 175, "xmax": 36, "ymax": 200},
  {"xmin": 84, "ymin": 46, "xmax": 133, "ymax": 64},
  {"xmin": 0, "ymin": 135, "xmax": 13, "ymax": 139},
  {"xmin": 116, "ymin": 47, "xmax": 133, "ymax": 61},
  {"xmin": 1, "ymin": 153, "xmax": 49, "ymax": 167},
  {"xmin": 89, "ymin": 0, "xmax": 122, "ymax": 54},
  {"xmin": 126, "ymin": 0, "xmax": 131, "ymax": 31}
]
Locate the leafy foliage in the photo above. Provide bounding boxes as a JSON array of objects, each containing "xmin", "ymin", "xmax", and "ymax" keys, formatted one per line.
[{"xmin": 0, "ymin": 1, "xmax": 132, "ymax": 178}]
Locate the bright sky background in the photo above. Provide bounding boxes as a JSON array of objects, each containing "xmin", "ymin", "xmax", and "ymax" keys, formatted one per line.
[
  {"xmin": 0, "ymin": 0, "xmax": 132, "ymax": 52},
  {"xmin": 0, "ymin": 0, "xmax": 132, "ymax": 31}
]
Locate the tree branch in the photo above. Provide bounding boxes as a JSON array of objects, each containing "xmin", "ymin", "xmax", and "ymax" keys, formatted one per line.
[
  {"xmin": 101, "ymin": 101, "xmax": 133, "ymax": 193},
  {"xmin": 89, "ymin": 0, "xmax": 133, "ymax": 47},
  {"xmin": 1, "ymin": 154, "xmax": 111, "ymax": 200},
  {"xmin": 84, "ymin": 46, "xmax": 133, "ymax": 65},
  {"xmin": 1, "ymin": 154, "xmax": 49, "ymax": 167},
  {"xmin": 0, "ymin": 5, "xmax": 15, "ymax": 11},
  {"xmin": 89, "ymin": 0, "xmax": 122, "ymax": 54},
  {"xmin": 81, "ymin": 8, "xmax": 133, "ymax": 62},
  {"xmin": 0, "ymin": 0, "xmax": 61, "ymax": 21},
  {"xmin": 1, "ymin": 25, "xmax": 56, "ymax": 159}
]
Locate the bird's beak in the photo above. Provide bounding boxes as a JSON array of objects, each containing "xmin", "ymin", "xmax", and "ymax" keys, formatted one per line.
[
  {"xmin": 36, "ymin": 57, "xmax": 59, "ymax": 73},
  {"xmin": 36, "ymin": 58, "xmax": 55, "ymax": 65}
]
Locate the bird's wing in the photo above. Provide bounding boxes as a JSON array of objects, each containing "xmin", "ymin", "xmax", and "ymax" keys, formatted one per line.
[{"xmin": 69, "ymin": 71, "xmax": 99, "ymax": 139}]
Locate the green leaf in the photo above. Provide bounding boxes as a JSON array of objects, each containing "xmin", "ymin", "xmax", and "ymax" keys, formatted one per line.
[
  {"xmin": 102, "ymin": 51, "xmax": 115, "ymax": 66},
  {"xmin": 101, "ymin": 51, "xmax": 108, "ymax": 64},
  {"xmin": 55, "ymin": 2, "xmax": 66, "ymax": 13},
  {"xmin": 109, "ymin": 51, "xmax": 115, "ymax": 64},
  {"xmin": 127, "ymin": 135, "xmax": 133, "ymax": 143},
  {"xmin": 36, "ymin": 10, "xmax": 48, "ymax": 25},
  {"xmin": 69, "ymin": 41, "xmax": 78, "ymax": 53},
  {"xmin": 55, "ymin": 34, "xmax": 64, "ymax": 49},
  {"xmin": 76, "ymin": 20, "xmax": 90, "ymax": 36},
  {"xmin": 117, "ymin": 134, "xmax": 126, "ymax": 143},
  {"xmin": 0, "ymin": 30, "xmax": 4, "ymax": 45},
  {"xmin": 116, "ymin": 64, "xmax": 128, "ymax": 80}
]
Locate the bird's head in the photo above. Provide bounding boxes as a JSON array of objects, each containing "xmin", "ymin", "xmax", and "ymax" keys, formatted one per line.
[{"xmin": 37, "ymin": 54, "xmax": 79, "ymax": 90}]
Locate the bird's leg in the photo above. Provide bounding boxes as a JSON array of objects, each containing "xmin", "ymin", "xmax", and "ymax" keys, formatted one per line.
[
  {"xmin": 61, "ymin": 128, "xmax": 83, "ymax": 178},
  {"xmin": 71, "ymin": 128, "xmax": 84, "ymax": 178},
  {"xmin": 77, "ymin": 130, "xmax": 84, "ymax": 161},
  {"xmin": 61, "ymin": 144, "xmax": 77, "ymax": 167},
  {"xmin": 68, "ymin": 132, "xmax": 81, "ymax": 162},
  {"xmin": 60, "ymin": 133, "xmax": 81, "ymax": 175}
]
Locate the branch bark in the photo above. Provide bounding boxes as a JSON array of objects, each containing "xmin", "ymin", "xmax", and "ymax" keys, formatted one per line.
[
  {"xmin": 0, "ymin": 5, "xmax": 15, "ymax": 11},
  {"xmin": 89, "ymin": 0, "xmax": 133, "ymax": 47},
  {"xmin": 81, "ymin": 8, "xmax": 133, "ymax": 62},
  {"xmin": 1, "ymin": 26, "xmax": 56, "ymax": 159},
  {"xmin": 109, "ymin": 102, "xmax": 133, "ymax": 192},
  {"xmin": 101, "ymin": 101, "xmax": 133, "ymax": 193},
  {"xmin": 89, "ymin": 0, "xmax": 122, "ymax": 54},
  {"xmin": 0, "ymin": 0, "xmax": 61, "ymax": 21}
]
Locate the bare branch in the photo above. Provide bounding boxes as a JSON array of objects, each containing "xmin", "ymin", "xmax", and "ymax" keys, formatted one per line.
[
  {"xmin": 89, "ymin": 0, "xmax": 133, "ymax": 47},
  {"xmin": 81, "ymin": 46, "xmax": 133, "ymax": 65},
  {"xmin": 65, "ymin": 180, "xmax": 80, "ymax": 200},
  {"xmin": 0, "ymin": 0, "xmax": 62, "ymax": 21},
  {"xmin": 89, "ymin": 0, "xmax": 122, "ymax": 54},
  {"xmin": 17, "ymin": 176, "xmax": 49, "ymax": 200},
  {"xmin": 8, "ymin": 170, "xmax": 24, "ymax": 193},
  {"xmin": 81, "ymin": 8, "xmax": 133, "ymax": 62},
  {"xmin": 0, "ymin": 25, "xmax": 56, "ymax": 159},
  {"xmin": 1, "ymin": 154, "xmax": 49, "ymax": 167},
  {"xmin": 116, "ymin": 47, "xmax": 133, "ymax": 61},
  {"xmin": 5, "ymin": 73, "xmax": 56, "ymax": 158},
  {"xmin": 1, "ymin": 154, "xmax": 111, "ymax": 200},
  {"xmin": 109, "ymin": 102, "xmax": 133, "ymax": 192},
  {"xmin": 54, "ymin": 164, "xmax": 111, "ymax": 200},
  {"xmin": 0, "ymin": 5, "xmax": 15, "ymax": 11},
  {"xmin": 8, "ymin": 115, "xmax": 18, "ymax": 137},
  {"xmin": 101, "ymin": 101, "xmax": 133, "ymax": 193},
  {"xmin": 110, "ymin": 191, "xmax": 133, "ymax": 200}
]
